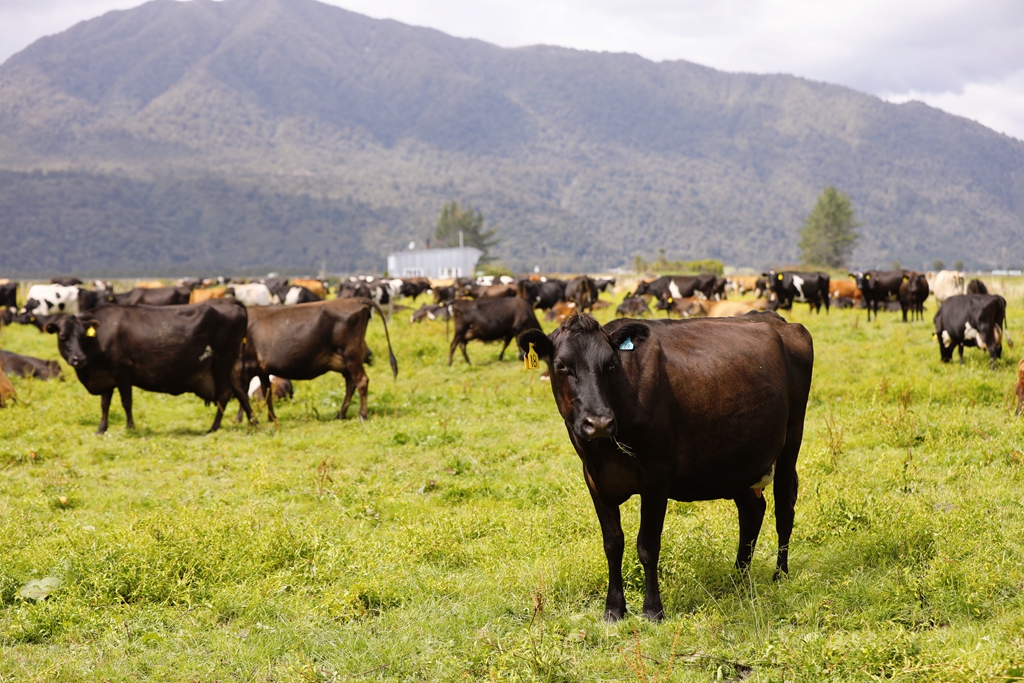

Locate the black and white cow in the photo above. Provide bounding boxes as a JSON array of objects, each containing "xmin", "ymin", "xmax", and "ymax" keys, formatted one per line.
[
  {"xmin": 766, "ymin": 271, "xmax": 830, "ymax": 313},
  {"xmin": 933, "ymin": 294, "xmax": 1012, "ymax": 368},
  {"xmin": 23, "ymin": 284, "xmax": 83, "ymax": 315}
]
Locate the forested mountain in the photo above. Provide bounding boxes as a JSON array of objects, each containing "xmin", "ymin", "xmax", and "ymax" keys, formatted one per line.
[{"xmin": 1, "ymin": 0, "xmax": 1022, "ymax": 275}]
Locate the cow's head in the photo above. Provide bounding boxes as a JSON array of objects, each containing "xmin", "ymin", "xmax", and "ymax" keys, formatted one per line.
[
  {"xmin": 45, "ymin": 316, "xmax": 100, "ymax": 369},
  {"xmin": 851, "ymin": 271, "xmax": 871, "ymax": 291},
  {"xmin": 519, "ymin": 314, "xmax": 648, "ymax": 442},
  {"xmin": 632, "ymin": 280, "xmax": 651, "ymax": 297}
]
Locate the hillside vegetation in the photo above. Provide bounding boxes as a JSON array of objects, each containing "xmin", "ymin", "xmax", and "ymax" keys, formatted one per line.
[{"xmin": 0, "ymin": 0, "xmax": 1022, "ymax": 274}]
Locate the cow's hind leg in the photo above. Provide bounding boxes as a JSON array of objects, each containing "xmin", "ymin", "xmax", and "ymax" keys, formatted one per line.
[
  {"xmin": 97, "ymin": 389, "xmax": 114, "ymax": 435},
  {"xmin": 734, "ymin": 488, "xmax": 767, "ymax": 570},
  {"xmin": 773, "ymin": 468, "xmax": 799, "ymax": 580},
  {"xmin": 118, "ymin": 384, "xmax": 135, "ymax": 430},
  {"xmin": 637, "ymin": 494, "xmax": 668, "ymax": 620}
]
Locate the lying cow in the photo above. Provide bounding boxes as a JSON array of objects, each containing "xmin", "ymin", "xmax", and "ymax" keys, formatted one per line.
[
  {"xmin": 686, "ymin": 299, "xmax": 771, "ymax": 318},
  {"xmin": 447, "ymin": 297, "xmax": 542, "ymax": 365},
  {"xmin": 0, "ymin": 350, "xmax": 62, "ymax": 380},
  {"xmin": 46, "ymin": 299, "xmax": 253, "ymax": 434},
  {"xmin": 517, "ymin": 312, "xmax": 813, "ymax": 620},
  {"xmin": 933, "ymin": 294, "xmax": 1012, "ymax": 368},
  {"xmin": 239, "ymin": 298, "xmax": 397, "ymax": 422}
]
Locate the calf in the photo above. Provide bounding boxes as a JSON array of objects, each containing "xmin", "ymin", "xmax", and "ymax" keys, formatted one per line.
[
  {"xmin": 517, "ymin": 312, "xmax": 813, "ymax": 620},
  {"xmin": 447, "ymin": 297, "xmax": 542, "ymax": 365},
  {"xmin": 852, "ymin": 270, "xmax": 905, "ymax": 321},
  {"xmin": 239, "ymin": 298, "xmax": 397, "ymax": 422},
  {"xmin": 899, "ymin": 272, "xmax": 929, "ymax": 322},
  {"xmin": 46, "ymin": 299, "xmax": 253, "ymax": 434},
  {"xmin": 0, "ymin": 350, "xmax": 62, "ymax": 380},
  {"xmin": 616, "ymin": 297, "xmax": 650, "ymax": 318},
  {"xmin": 933, "ymin": 294, "xmax": 1013, "ymax": 368}
]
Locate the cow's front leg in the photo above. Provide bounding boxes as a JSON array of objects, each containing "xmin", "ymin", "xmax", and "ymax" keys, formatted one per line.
[
  {"xmin": 97, "ymin": 388, "xmax": 114, "ymax": 435},
  {"xmin": 585, "ymin": 473, "xmax": 626, "ymax": 621},
  {"xmin": 637, "ymin": 494, "xmax": 667, "ymax": 621},
  {"xmin": 118, "ymin": 384, "xmax": 134, "ymax": 430}
]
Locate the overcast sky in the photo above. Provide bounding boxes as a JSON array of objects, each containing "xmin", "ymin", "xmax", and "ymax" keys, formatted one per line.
[{"xmin": 2, "ymin": 0, "xmax": 1022, "ymax": 140}]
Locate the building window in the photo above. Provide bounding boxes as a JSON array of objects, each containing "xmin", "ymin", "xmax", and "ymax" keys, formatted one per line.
[
  {"xmin": 402, "ymin": 268, "xmax": 426, "ymax": 277},
  {"xmin": 438, "ymin": 267, "xmax": 462, "ymax": 278}
]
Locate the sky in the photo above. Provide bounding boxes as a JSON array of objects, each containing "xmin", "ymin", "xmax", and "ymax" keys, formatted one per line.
[{"xmin": 2, "ymin": 0, "xmax": 1023, "ymax": 141}]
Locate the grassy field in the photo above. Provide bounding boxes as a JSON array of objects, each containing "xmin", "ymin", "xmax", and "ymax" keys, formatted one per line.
[{"xmin": 2, "ymin": 283, "xmax": 1024, "ymax": 682}]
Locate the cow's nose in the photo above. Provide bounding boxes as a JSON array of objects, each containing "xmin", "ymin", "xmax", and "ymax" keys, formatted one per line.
[{"xmin": 582, "ymin": 415, "xmax": 615, "ymax": 439}]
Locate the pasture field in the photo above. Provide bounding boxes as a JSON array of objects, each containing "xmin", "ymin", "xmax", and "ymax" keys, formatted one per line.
[{"xmin": 3, "ymin": 284, "xmax": 1024, "ymax": 682}]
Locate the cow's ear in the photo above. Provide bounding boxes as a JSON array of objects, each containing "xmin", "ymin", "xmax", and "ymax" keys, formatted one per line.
[
  {"xmin": 82, "ymin": 320, "xmax": 100, "ymax": 337},
  {"xmin": 518, "ymin": 329, "xmax": 553, "ymax": 362},
  {"xmin": 608, "ymin": 323, "xmax": 651, "ymax": 351}
]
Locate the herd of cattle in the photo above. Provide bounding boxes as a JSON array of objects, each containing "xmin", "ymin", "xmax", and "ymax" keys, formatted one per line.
[
  {"xmin": 0, "ymin": 267, "xmax": 1019, "ymax": 622},
  {"xmin": 0, "ymin": 267, "xmax": 1015, "ymax": 433}
]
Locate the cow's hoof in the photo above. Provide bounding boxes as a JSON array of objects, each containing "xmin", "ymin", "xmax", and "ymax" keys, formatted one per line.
[
  {"xmin": 773, "ymin": 569, "xmax": 789, "ymax": 582},
  {"xmin": 643, "ymin": 607, "xmax": 665, "ymax": 622},
  {"xmin": 603, "ymin": 604, "xmax": 626, "ymax": 622}
]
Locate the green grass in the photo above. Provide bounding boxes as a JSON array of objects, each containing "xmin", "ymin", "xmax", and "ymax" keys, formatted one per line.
[{"xmin": 3, "ymin": 284, "xmax": 1024, "ymax": 682}]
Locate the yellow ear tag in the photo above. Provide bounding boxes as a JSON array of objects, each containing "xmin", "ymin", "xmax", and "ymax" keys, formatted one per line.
[
  {"xmin": 85, "ymin": 326, "xmax": 97, "ymax": 338},
  {"xmin": 778, "ymin": 274, "xmax": 783, "ymax": 280},
  {"xmin": 524, "ymin": 342, "xmax": 539, "ymax": 370}
]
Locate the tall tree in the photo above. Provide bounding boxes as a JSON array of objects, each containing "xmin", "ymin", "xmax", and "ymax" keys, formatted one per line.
[
  {"xmin": 798, "ymin": 186, "xmax": 860, "ymax": 268},
  {"xmin": 434, "ymin": 201, "xmax": 499, "ymax": 262}
]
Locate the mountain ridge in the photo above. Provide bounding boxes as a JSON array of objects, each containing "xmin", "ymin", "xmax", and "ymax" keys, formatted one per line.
[{"xmin": 0, "ymin": 0, "xmax": 1022, "ymax": 275}]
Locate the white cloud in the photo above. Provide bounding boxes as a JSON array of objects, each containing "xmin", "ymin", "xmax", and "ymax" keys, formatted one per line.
[{"xmin": 1, "ymin": 0, "xmax": 1022, "ymax": 140}]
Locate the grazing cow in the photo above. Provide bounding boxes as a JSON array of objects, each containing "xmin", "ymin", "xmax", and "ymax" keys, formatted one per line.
[
  {"xmin": 226, "ymin": 283, "xmax": 279, "ymax": 307},
  {"xmin": 113, "ymin": 286, "xmax": 192, "ymax": 307},
  {"xmin": 933, "ymin": 294, "xmax": 1012, "ymax": 368},
  {"xmin": 829, "ymin": 280, "xmax": 861, "ymax": 303},
  {"xmin": 927, "ymin": 270, "xmax": 965, "ymax": 304},
  {"xmin": 685, "ymin": 299, "xmax": 771, "ymax": 318},
  {"xmin": 189, "ymin": 287, "xmax": 228, "ymax": 304},
  {"xmin": 1, "ymin": 282, "xmax": 17, "ymax": 311},
  {"xmin": 851, "ymin": 270, "xmax": 905, "ymax": 321},
  {"xmin": 594, "ymin": 277, "xmax": 616, "ymax": 294},
  {"xmin": 0, "ymin": 350, "xmax": 62, "ymax": 380},
  {"xmin": 517, "ymin": 312, "xmax": 813, "ymax": 620},
  {"xmin": 518, "ymin": 279, "xmax": 566, "ymax": 310},
  {"xmin": 240, "ymin": 298, "xmax": 397, "ymax": 422},
  {"xmin": 564, "ymin": 276, "xmax": 599, "ymax": 312},
  {"xmin": 1015, "ymin": 358, "xmax": 1024, "ymax": 417},
  {"xmin": 967, "ymin": 279, "xmax": 988, "ymax": 295},
  {"xmin": 46, "ymin": 299, "xmax": 254, "ymax": 434},
  {"xmin": 633, "ymin": 275, "xmax": 716, "ymax": 302},
  {"xmin": 50, "ymin": 277, "xmax": 82, "ymax": 286},
  {"xmin": 410, "ymin": 304, "xmax": 450, "ymax": 323},
  {"xmin": 23, "ymin": 284, "xmax": 81, "ymax": 315},
  {"xmin": 899, "ymin": 272, "xmax": 929, "ymax": 322},
  {"xmin": 248, "ymin": 375, "xmax": 294, "ymax": 401},
  {"xmin": 767, "ymin": 271, "xmax": 830, "ymax": 313},
  {"xmin": 465, "ymin": 283, "xmax": 517, "ymax": 299},
  {"xmin": 447, "ymin": 297, "xmax": 542, "ymax": 365},
  {"xmin": 616, "ymin": 297, "xmax": 650, "ymax": 318},
  {"xmin": 726, "ymin": 276, "xmax": 763, "ymax": 297},
  {"xmin": 0, "ymin": 366, "xmax": 14, "ymax": 407}
]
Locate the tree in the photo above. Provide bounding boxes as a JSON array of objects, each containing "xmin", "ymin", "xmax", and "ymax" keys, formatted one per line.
[
  {"xmin": 798, "ymin": 186, "xmax": 860, "ymax": 268},
  {"xmin": 434, "ymin": 201, "xmax": 499, "ymax": 262}
]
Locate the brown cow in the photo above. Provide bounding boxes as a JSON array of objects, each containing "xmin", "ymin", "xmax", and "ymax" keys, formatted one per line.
[
  {"xmin": 291, "ymin": 278, "xmax": 327, "ymax": 299},
  {"xmin": 189, "ymin": 287, "xmax": 228, "ymax": 304},
  {"xmin": 517, "ymin": 312, "xmax": 813, "ymax": 621},
  {"xmin": 544, "ymin": 301, "xmax": 578, "ymax": 324},
  {"xmin": 134, "ymin": 280, "xmax": 165, "ymax": 289},
  {"xmin": 686, "ymin": 299, "xmax": 770, "ymax": 318},
  {"xmin": 0, "ymin": 366, "xmax": 14, "ymax": 407},
  {"xmin": 1016, "ymin": 358, "xmax": 1024, "ymax": 417},
  {"xmin": 829, "ymin": 280, "xmax": 862, "ymax": 301},
  {"xmin": 240, "ymin": 298, "xmax": 397, "ymax": 421}
]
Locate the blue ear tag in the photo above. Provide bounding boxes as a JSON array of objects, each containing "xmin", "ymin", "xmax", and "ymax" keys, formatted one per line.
[{"xmin": 619, "ymin": 337, "xmax": 634, "ymax": 351}]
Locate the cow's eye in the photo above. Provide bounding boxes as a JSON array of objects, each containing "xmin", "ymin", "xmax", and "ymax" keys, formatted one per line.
[{"xmin": 554, "ymin": 361, "xmax": 569, "ymax": 374}]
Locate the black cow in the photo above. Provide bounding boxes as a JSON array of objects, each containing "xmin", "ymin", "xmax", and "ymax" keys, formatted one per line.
[
  {"xmin": 517, "ymin": 312, "xmax": 813, "ymax": 621},
  {"xmin": 46, "ymin": 299, "xmax": 253, "ymax": 434},
  {"xmin": 615, "ymin": 297, "xmax": 650, "ymax": 318},
  {"xmin": 239, "ymin": 298, "xmax": 397, "ymax": 422},
  {"xmin": 0, "ymin": 350, "xmax": 62, "ymax": 380},
  {"xmin": 633, "ymin": 275, "xmax": 717, "ymax": 303},
  {"xmin": 51, "ymin": 277, "xmax": 83, "ymax": 286},
  {"xmin": 518, "ymin": 279, "xmax": 566, "ymax": 310},
  {"xmin": 933, "ymin": 294, "xmax": 1012, "ymax": 368},
  {"xmin": 852, "ymin": 270, "xmax": 905, "ymax": 321},
  {"xmin": 112, "ymin": 286, "xmax": 192, "ymax": 306},
  {"xmin": 594, "ymin": 277, "xmax": 616, "ymax": 293},
  {"xmin": 564, "ymin": 277, "xmax": 599, "ymax": 312},
  {"xmin": 11, "ymin": 311, "xmax": 63, "ymax": 332},
  {"xmin": 447, "ymin": 297, "xmax": 541, "ymax": 365},
  {"xmin": 967, "ymin": 279, "xmax": 988, "ymax": 295},
  {"xmin": 899, "ymin": 272, "xmax": 929, "ymax": 322},
  {"xmin": 432, "ymin": 285, "xmax": 457, "ymax": 305},
  {"xmin": 0, "ymin": 282, "xmax": 16, "ymax": 311},
  {"xmin": 766, "ymin": 271, "xmax": 830, "ymax": 313},
  {"xmin": 0, "ymin": 309, "xmax": 11, "ymax": 326}
]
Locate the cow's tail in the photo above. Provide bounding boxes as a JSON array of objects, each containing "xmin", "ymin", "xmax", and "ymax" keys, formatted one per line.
[
  {"xmin": 445, "ymin": 305, "xmax": 451, "ymax": 342},
  {"xmin": 369, "ymin": 301, "xmax": 399, "ymax": 378}
]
